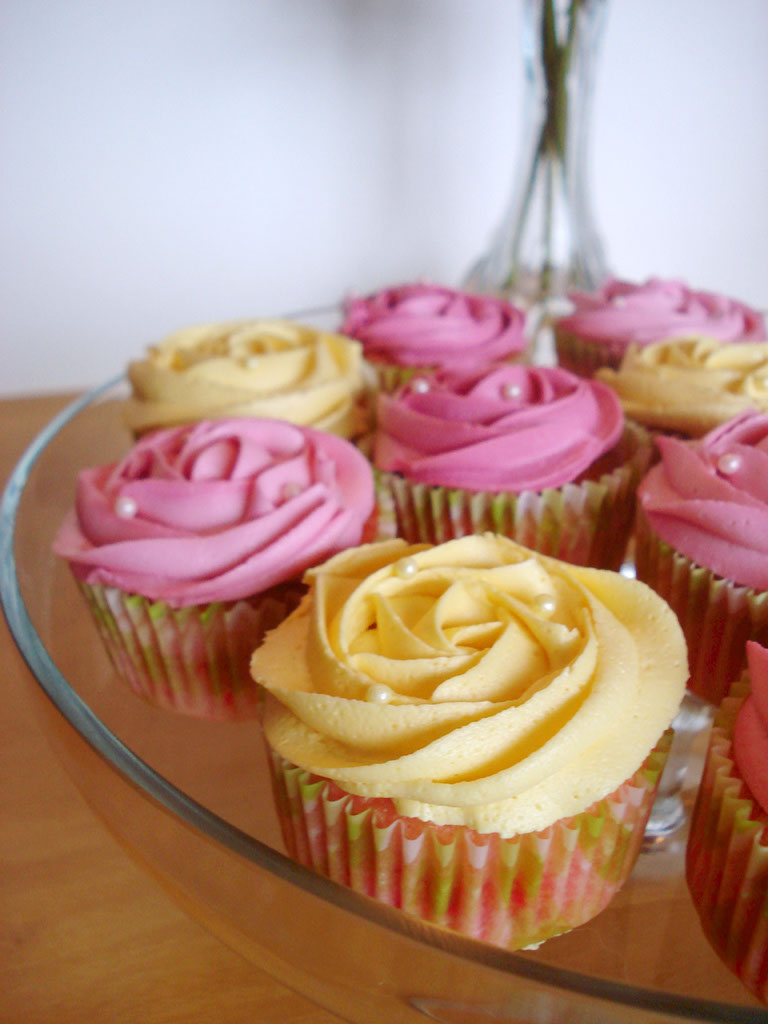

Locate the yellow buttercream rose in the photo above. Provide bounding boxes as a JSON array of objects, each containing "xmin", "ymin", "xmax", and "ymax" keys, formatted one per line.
[
  {"xmin": 252, "ymin": 535, "xmax": 687, "ymax": 836},
  {"xmin": 597, "ymin": 336, "xmax": 768, "ymax": 437},
  {"xmin": 124, "ymin": 318, "xmax": 370, "ymax": 437}
]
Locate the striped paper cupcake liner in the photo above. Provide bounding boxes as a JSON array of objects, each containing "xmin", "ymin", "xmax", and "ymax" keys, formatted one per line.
[
  {"xmin": 373, "ymin": 422, "xmax": 651, "ymax": 571},
  {"xmin": 634, "ymin": 506, "xmax": 768, "ymax": 705},
  {"xmin": 267, "ymin": 731, "xmax": 671, "ymax": 951},
  {"xmin": 553, "ymin": 328, "xmax": 627, "ymax": 378},
  {"xmin": 686, "ymin": 680, "xmax": 768, "ymax": 1004},
  {"xmin": 79, "ymin": 579, "xmax": 305, "ymax": 720}
]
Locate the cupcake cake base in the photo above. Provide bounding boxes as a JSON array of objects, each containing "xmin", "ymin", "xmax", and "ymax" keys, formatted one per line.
[
  {"xmin": 374, "ymin": 422, "xmax": 651, "ymax": 571},
  {"xmin": 81, "ymin": 580, "xmax": 305, "ymax": 720},
  {"xmin": 267, "ymin": 733, "xmax": 672, "ymax": 951},
  {"xmin": 687, "ymin": 681, "xmax": 768, "ymax": 1004},
  {"xmin": 634, "ymin": 505, "xmax": 768, "ymax": 706}
]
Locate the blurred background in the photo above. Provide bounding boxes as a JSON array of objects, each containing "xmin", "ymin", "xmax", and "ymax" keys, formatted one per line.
[{"xmin": 1, "ymin": 0, "xmax": 766, "ymax": 395}]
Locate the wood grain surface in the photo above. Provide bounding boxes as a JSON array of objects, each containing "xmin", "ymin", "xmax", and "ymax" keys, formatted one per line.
[{"xmin": 0, "ymin": 393, "xmax": 339, "ymax": 1024}]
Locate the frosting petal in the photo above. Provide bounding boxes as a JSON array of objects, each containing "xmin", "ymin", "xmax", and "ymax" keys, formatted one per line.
[
  {"xmin": 252, "ymin": 535, "xmax": 687, "ymax": 836},
  {"xmin": 373, "ymin": 364, "xmax": 623, "ymax": 491},
  {"xmin": 340, "ymin": 283, "xmax": 527, "ymax": 370},
  {"xmin": 124, "ymin": 319, "xmax": 368, "ymax": 437},
  {"xmin": 638, "ymin": 411, "xmax": 768, "ymax": 590},
  {"xmin": 597, "ymin": 336, "xmax": 768, "ymax": 436},
  {"xmin": 54, "ymin": 418, "xmax": 375, "ymax": 606},
  {"xmin": 558, "ymin": 278, "xmax": 766, "ymax": 348}
]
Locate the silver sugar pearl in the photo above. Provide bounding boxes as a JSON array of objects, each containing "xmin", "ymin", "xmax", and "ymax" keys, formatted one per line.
[
  {"xmin": 533, "ymin": 593, "xmax": 556, "ymax": 615},
  {"xmin": 410, "ymin": 377, "xmax": 430, "ymax": 394},
  {"xmin": 501, "ymin": 381, "xmax": 523, "ymax": 399},
  {"xmin": 394, "ymin": 556, "xmax": 418, "ymax": 579},
  {"xmin": 366, "ymin": 683, "xmax": 394, "ymax": 704},
  {"xmin": 115, "ymin": 495, "xmax": 138, "ymax": 519},
  {"xmin": 717, "ymin": 453, "xmax": 743, "ymax": 476}
]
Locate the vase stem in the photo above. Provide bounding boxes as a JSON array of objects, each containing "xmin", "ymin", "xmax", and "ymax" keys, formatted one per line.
[{"xmin": 465, "ymin": 0, "xmax": 609, "ymax": 327}]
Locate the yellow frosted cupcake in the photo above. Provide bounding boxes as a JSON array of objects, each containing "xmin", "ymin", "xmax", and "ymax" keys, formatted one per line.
[
  {"xmin": 124, "ymin": 318, "xmax": 371, "ymax": 438},
  {"xmin": 252, "ymin": 534, "xmax": 687, "ymax": 950},
  {"xmin": 597, "ymin": 336, "xmax": 768, "ymax": 438}
]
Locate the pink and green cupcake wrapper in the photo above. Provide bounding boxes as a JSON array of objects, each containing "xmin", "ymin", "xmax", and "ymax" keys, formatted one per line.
[
  {"xmin": 554, "ymin": 327, "xmax": 627, "ymax": 378},
  {"xmin": 79, "ymin": 579, "xmax": 305, "ymax": 720},
  {"xmin": 373, "ymin": 422, "xmax": 652, "ymax": 571},
  {"xmin": 686, "ymin": 680, "xmax": 768, "ymax": 1004},
  {"xmin": 367, "ymin": 360, "xmax": 426, "ymax": 395},
  {"xmin": 634, "ymin": 506, "xmax": 768, "ymax": 705},
  {"xmin": 266, "ymin": 731, "xmax": 671, "ymax": 951}
]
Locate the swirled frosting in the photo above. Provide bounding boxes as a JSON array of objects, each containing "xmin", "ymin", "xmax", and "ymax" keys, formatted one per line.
[
  {"xmin": 597, "ymin": 336, "xmax": 768, "ymax": 437},
  {"xmin": 558, "ymin": 278, "xmax": 766, "ymax": 349},
  {"xmin": 373, "ymin": 364, "xmax": 623, "ymax": 491},
  {"xmin": 638, "ymin": 411, "xmax": 768, "ymax": 591},
  {"xmin": 252, "ymin": 534, "xmax": 687, "ymax": 836},
  {"xmin": 124, "ymin": 319, "xmax": 368, "ymax": 437},
  {"xmin": 339, "ymin": 282, "xmax": 527, "ymax": 370},
  {"xmin": 734, "ymin": 641, "xmax": 768, "ymax": 815},
  {"xmin": 53, "ymin": 418, "xmax": 375, "ymax": 606}
]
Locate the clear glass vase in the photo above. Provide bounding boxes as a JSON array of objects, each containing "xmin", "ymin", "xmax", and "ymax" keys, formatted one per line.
[{"xmin": 465, "ymin": 0, "xmax": 609, "ymax": 358}]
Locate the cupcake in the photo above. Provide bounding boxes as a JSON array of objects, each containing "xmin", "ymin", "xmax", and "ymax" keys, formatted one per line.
[
  {"xmin": 634, "ymin": 411, "xmax": 768, "ymax": 705},
  {"xmin": 372, "ymin": 362, "xmax": 652, "ymax": 570},
  {"xmin": 554, "ymin": 277, "xmax": 766, "ymax": 378},
  {"xmin": 687, "ymin": 640, "xmax": 768, "ymax": 1004},
  {"xmin": 339, "ymin": 282, "xmax": 528, "ymax": 392},
  {"xmin": 596, "ymin": 336, "xmax": 768, "ymax": 439},
  {"xmin": 251, "ymin": 534, "xmax": 687, "ymax": 950},
  {"xmin": 124, "ymin": 318, "xmax": 370, "ymax": 439},
  {"xmin": 53, "ymin": 417, "xmax": 375, "ymax": 719}
]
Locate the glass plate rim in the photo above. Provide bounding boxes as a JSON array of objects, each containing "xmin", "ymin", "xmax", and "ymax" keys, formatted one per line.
[{"xmin": 0, "ymin": 376, "xmax": 763, "ymax": 1024}]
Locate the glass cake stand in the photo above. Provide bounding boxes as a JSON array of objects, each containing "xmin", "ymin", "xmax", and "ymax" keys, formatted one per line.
[{"xmin": 1, "ymin": 377, "xmax": 765, "ymax": 1024}]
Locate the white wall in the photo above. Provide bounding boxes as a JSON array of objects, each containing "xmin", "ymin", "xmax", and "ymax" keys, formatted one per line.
[{"xmin": 1, "ymin": 0, "xmax": 766, "ymax": 395}]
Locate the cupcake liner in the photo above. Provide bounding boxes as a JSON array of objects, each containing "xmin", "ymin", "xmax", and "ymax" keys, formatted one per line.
[
  {"xmin": 266, "ymin": 731, "xmax": 672, "ymax": 951},
  {"xmin": 79, "ymin": 579, "xmax": 305, "ymax": 720},
  {"xmin": 686, "ymin": 681, "xmax": 768, "ymax": 1004},
  {"xmin": 634, "ymin": 506, "xmax": 768, "ymax": 704},
  {"xmin": 554, "ymin": 328, "xmax": 627, "ymax": 378},
  {"xmin": 367, "ymin": 356, "xmax": 526, "ymax": 395},
  {"xmin": 368, "ymin": 361, "xmax": 426, "ymax": 395},
  {"xmin": 373, "ymin": 422, "xmax": 651, "ymax": 571}
]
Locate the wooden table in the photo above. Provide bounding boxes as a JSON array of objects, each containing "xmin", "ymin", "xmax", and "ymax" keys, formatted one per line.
[{"xmin": 0, "ymin": 394, "xmax": 339, "ymax": 1024}]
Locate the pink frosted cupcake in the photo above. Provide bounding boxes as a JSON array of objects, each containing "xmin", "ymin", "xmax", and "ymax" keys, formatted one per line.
[
  {"xmin": 53, "ymin": 418, "xmax": 375, "ymax": 719},
  {"xmin": 339, "ymin": 282, "xmax": 528, "ymax": 392},
  {"xmin": 687, "ymin": 641, "xmax": 768, "ymax": 1004},
  {"xmin": 251, "ymin": 534, "xmax": 687, "ymax": 951},
  {"xmin": 372, "ymin": 362, "xmax": 652, "ymax": 570},
  {"xmin": 554, "ymin": 277, "xmax": 766, "ymax": 378},
  {"xmin": 635, "ymin": 411, "xmax": 768, "ymax": 705}
]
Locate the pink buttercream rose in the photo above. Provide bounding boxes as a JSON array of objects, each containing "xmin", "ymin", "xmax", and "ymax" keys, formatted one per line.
[
  {"xmin": 638, "ymin": 411, "xmax": 768, "ymax": 591},
  {"xmin": 54, "ymin": 418, "xmax": 374, "ymax": 606},
  {"xmin": 558, "ymin": 277, "xmax": 766, "ymax": 347},
  {"xmin": 734, "ymin": 641, "xmax": 768, "ymax": 815},
  {"xmin": 373, "ymin": 364, "xmax": 623, "ymax": 491},
  {"xmin": 340, "ymin": 282, "xmax": 527, "ymax": 370}
]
